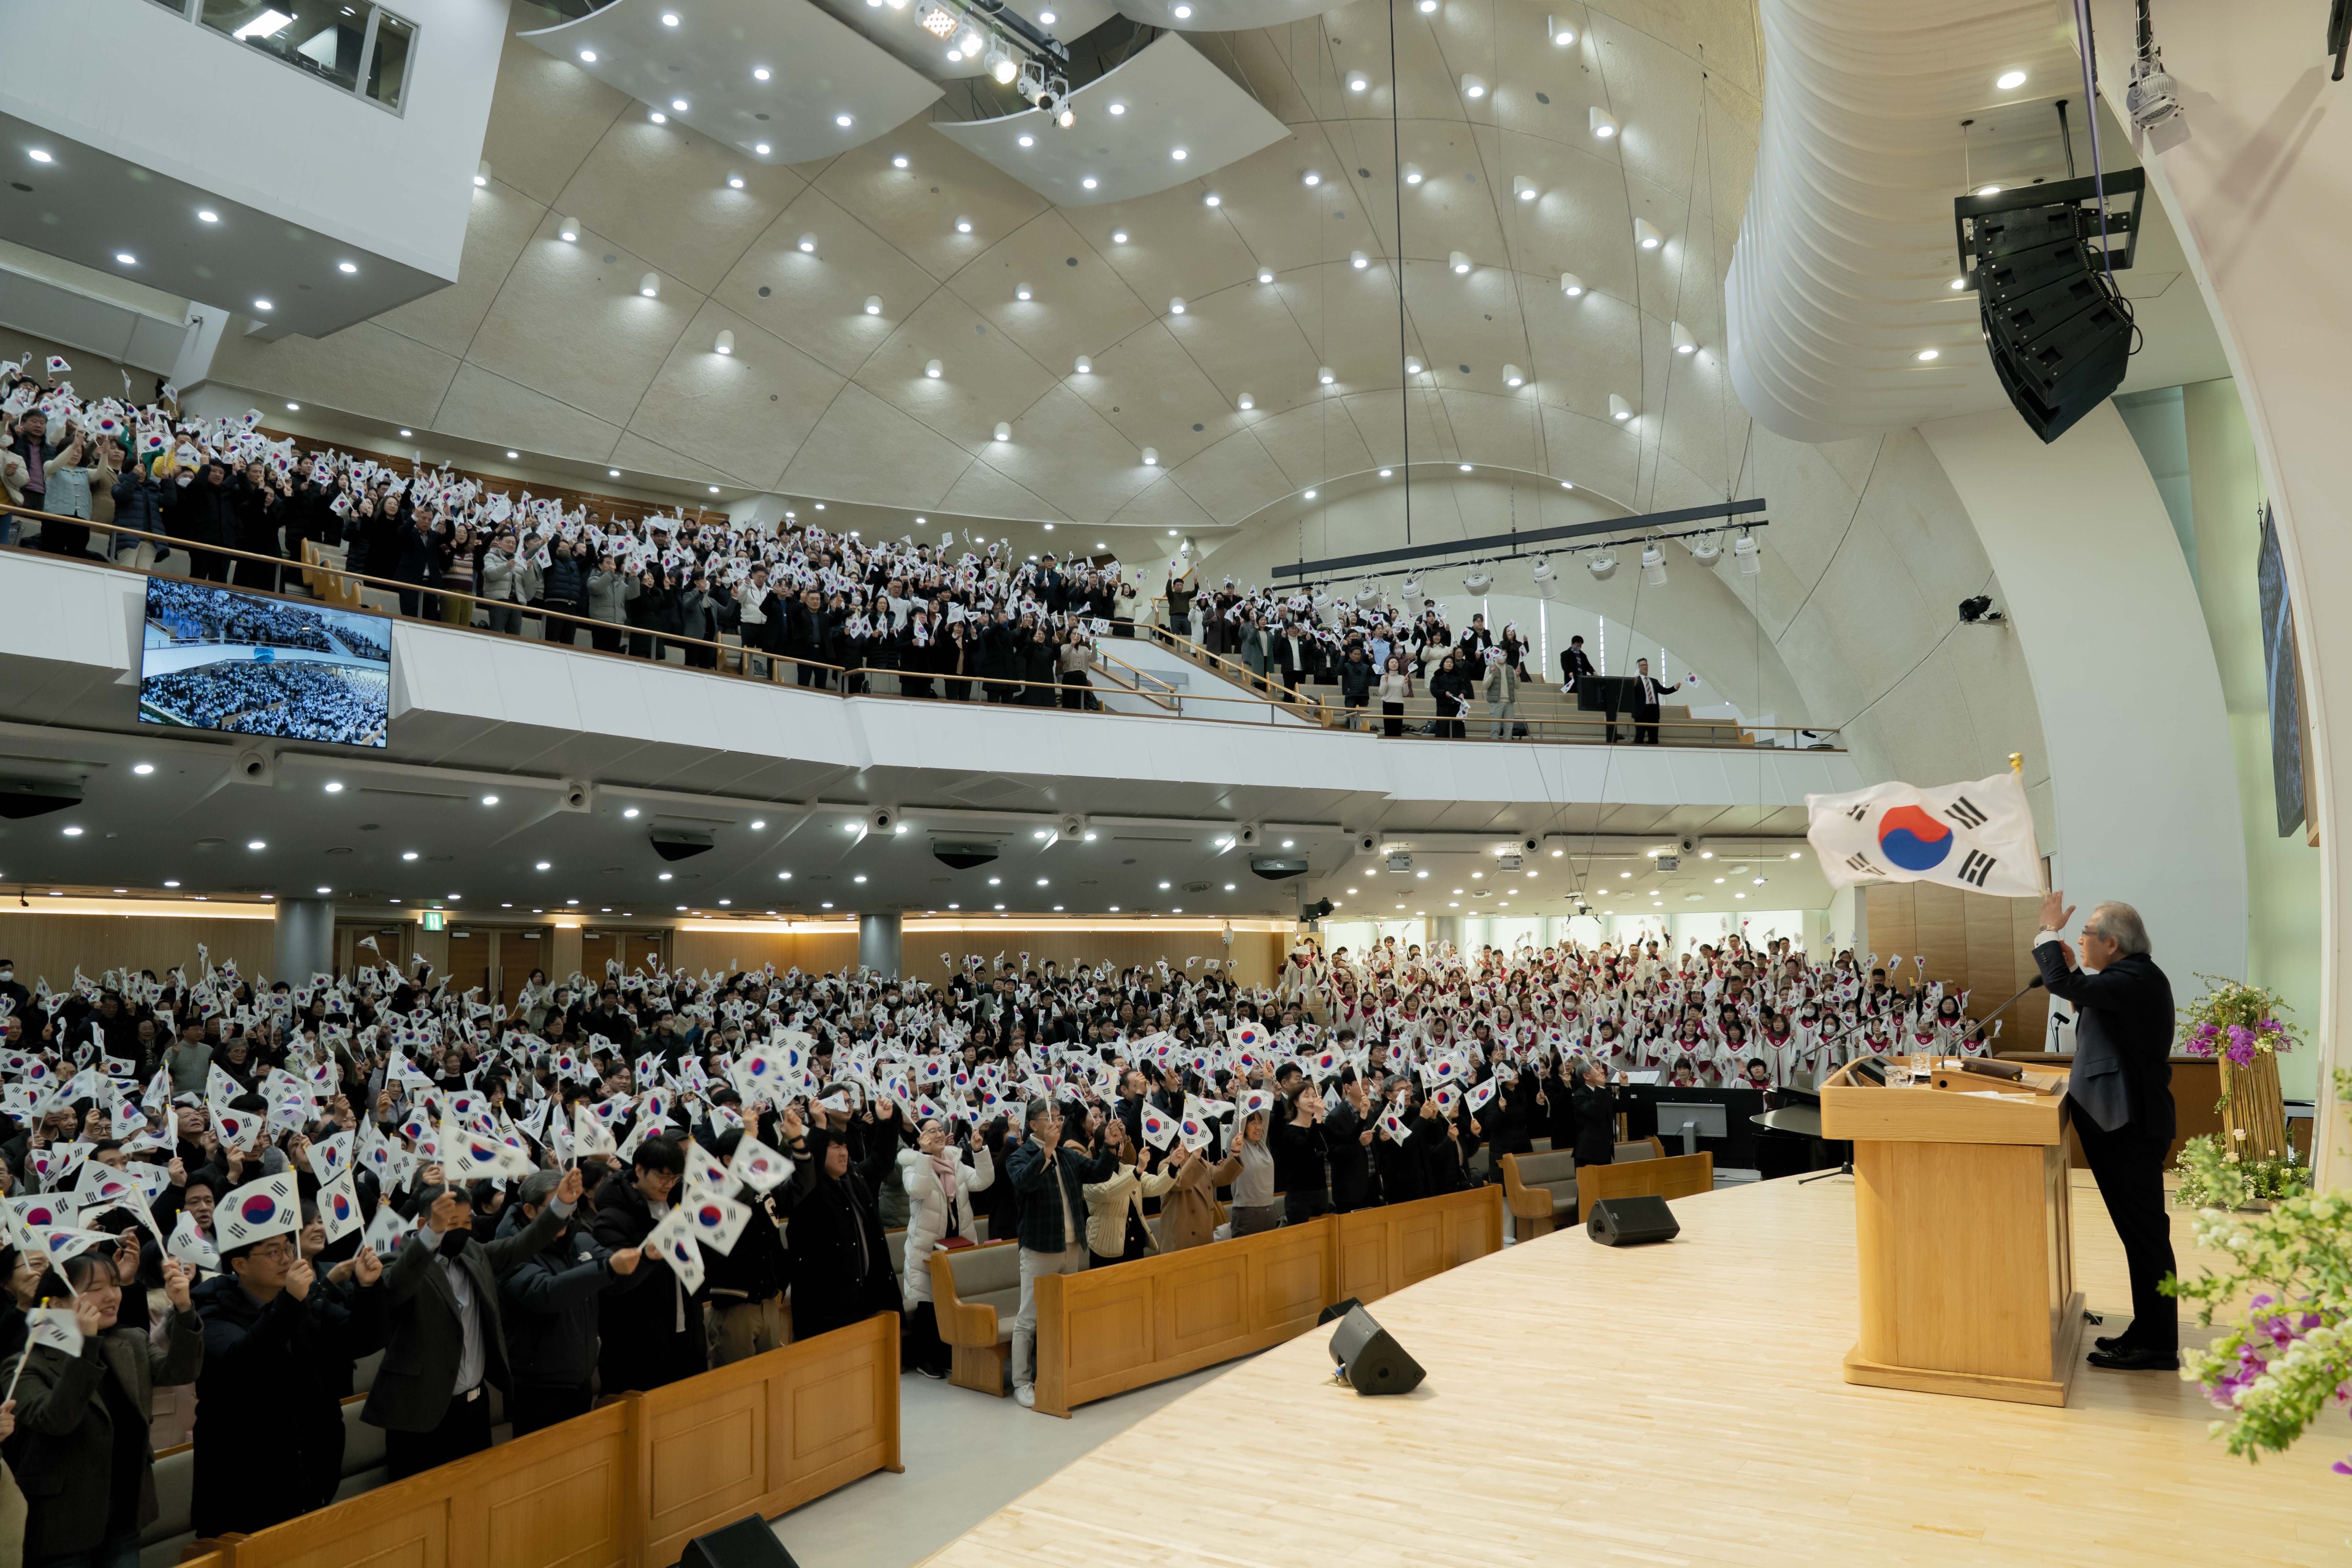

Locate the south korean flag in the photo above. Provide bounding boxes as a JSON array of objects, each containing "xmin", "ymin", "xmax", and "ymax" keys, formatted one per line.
[{"xmin": 1804, "ymin": 769, "xmax": 2042, "ymax": 898}]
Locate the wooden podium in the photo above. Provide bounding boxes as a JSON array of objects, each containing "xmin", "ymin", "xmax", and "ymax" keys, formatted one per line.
[{"xmin": 1820, "ymin": 1059, "xmax": 2082, "ymax": 1406}]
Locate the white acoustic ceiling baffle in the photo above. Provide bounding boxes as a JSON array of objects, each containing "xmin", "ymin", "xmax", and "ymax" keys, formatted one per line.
[
  {"xmin": 930, "ymin": 33, "xmax": 1287, "ymax": 205},
  {"xmin": 519, "ymin": 0, "xmax": 942, "ymax": 164},
  {"xmin": 1726, "ymin": 0, "xmax": 2086, "ymax": 440}
]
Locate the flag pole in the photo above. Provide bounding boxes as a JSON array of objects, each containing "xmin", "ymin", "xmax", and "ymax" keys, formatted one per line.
[{"xmin": 2010, "ymin": 753, "xmax": 2050, "ymax": 893}]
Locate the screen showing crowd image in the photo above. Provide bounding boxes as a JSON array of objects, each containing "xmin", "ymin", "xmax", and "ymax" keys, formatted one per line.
[{"xmin": 138, "ymin": 578, "xmax": 392, "ymax": 747}]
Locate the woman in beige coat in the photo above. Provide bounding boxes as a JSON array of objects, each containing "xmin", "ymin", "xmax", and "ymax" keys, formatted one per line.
[
  {"xmin": 1159, "ymin": 1141, "xmax": 1242, "ymax": 1252},
  {"xmin": 1082, "ymin": 1121, "xmax": 1175, "ymax": 1266}
]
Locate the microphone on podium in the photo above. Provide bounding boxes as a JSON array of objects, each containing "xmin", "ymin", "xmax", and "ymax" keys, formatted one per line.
[{"xmin": 1963, "ymin": 975, "xmax": 2044, "ymax": 1051}]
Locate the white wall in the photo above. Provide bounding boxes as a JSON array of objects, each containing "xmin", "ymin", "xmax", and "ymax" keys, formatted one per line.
[
  {"xmin": 1919, "ymin": 403, "xmax": 2247, "ymax": 989},
  {"xmin": 0, "ymin": 0, "xmax": 508, "ymax": 284},
  {"xmin": 2083, "ymin": 0, "xmax": 2352, "ymax": 1176}
]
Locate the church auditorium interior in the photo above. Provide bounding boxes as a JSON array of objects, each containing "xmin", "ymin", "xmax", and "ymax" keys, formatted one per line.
[{"xmin": 0, "ymin": 0, "xmax": 2348, "ymax": 1563}]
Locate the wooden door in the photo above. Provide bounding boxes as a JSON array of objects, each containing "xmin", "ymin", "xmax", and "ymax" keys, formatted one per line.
[
  {"xmin": 497, "ymin": 928, "xmax": 551, "ymax": 1010},
  {"xmin": 337, "ymin": 922, "xmax": 414, "ymax": 980},
  {"xmin": 445, "ymin": 928, "xmax": 493, "ymax": 1005}
]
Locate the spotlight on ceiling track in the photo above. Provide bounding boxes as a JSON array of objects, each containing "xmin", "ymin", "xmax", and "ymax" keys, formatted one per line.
[
  {"xmin": 1586, "ymin": 550, "xmax": 1618, "ymax": 581},
  {"xmin": 1671, "ymin": 321, "xmax": 1697, "ymax": 354},
  {"xmin": 1590, "ymin": 107, "xmax": 1619, "ymax": 139},
  {"xmin": 1641, "ymin": 544, "xmax": 1668, "ymax": 585},
  {"xmin": 1549, "ymin": 13, "xmax": 1576, "ymax": 44},
  {"xmin": 1609, "ymin": 393, "xmax": 1634, "ymax": 421}
]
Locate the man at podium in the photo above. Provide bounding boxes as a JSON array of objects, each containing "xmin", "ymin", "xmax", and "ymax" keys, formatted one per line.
[{"xmin": 2031, "ymin": 890, "xmax": 2178, "ymax": 1372}]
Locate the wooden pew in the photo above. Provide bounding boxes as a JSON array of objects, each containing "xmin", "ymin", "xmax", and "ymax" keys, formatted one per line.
[
  {"xmin": 1575, "ymin": 1149, "xmax": 1714, "ymax": 1223},
  {"xmin": 192, "ymin": 1314, "xmax": 899, "ymax": 1568},
  {"xmin": 1031, "ymin": 1186, "xmax": 1505, "ymax": 1418},
  {"xmin": 1501, "ymin": 1138, "xmax": 1666, "ymax": 1239},
  {"xmin": 929, "ymin": 1239, "xmax": 1024, "ymax": 1396}
]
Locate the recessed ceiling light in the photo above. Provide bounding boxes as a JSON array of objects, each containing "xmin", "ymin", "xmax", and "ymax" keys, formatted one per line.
[
  {"xmin": 61, "ymin": 826, "xmax": 81, "ymax": 837},
  {"xmin": 661, "ymin": 10, "xmax": 679, "ymax": 24},
  {"xmin": 836, "ymin": 113, "xmax": 854, "ymax": 128},
  {"xmin": 399, "ymin": 429, "xmax": 412, "ymax": 438},
  {"xmin": 480, "ymin": 794, "xmax": 498, "ymax": 805},
  {"xmin": 403, "ymin": 850, "xmax": 419, "ymax": 860},
  {"xmin": 1173, "ymin": 3, "xmax": 1191, "ymax": 15},
  {"xmin": 1303, "ymin": 171, "xmax": 1321, "ymax": 186},
  {"xmin": 650, "ymin": 111, "xmax": 667, "ymax": 123},
  {"xmin": 672, "ymin": 98, "xmax": 689, "ymax": 111},
  {"xmin": 134, "ymin": 763, "xmax": 155, "ymax": 775},
  {"xmin": 1915, "ymin": 348, "xmax": 1940, "ymax": 361},
  {"xmin": 754, "ymin": 66, "xmax": 771, "ymax": 80},
  {"xmin": 338, "ymin": 260, "xmax": 358, "ymax": 273},
  {"xmin": 1996, "ymin": 69, "xmax": 2027, "ymax": 90},
  {"xmin": 197, "ymin": 209, "xmax": 219, "ymax": 223},
  {"xmin": 579, "ymin": 49, "xmax": 597, "ymax": 61},
  {"xmin": 1081, "ymin": 177, "xmax": 1097, "ymax": 189},
  {"xmin": 115, "ymin": 252, "xmax": 136, "ymax": 265},
  {"xmin": 286, "ymin": 401, "xmax": 299, "ymax": 411},
  {"xmin": 609, "ymin": 468, "xmax": 621, "ymax": 477},
  {"xmin": 164, "ymin": 880, "xmax": 179, "ymax": 888},
  {"xmin": 506, "ymin": 449, "xmax": 519, "ymax": 458},
  {"xmin": 1109, "ymin": 102, "xmax": 1127, "ymax": 115},
  {"xmin": 1378, "ymin": 468, "xmax": 1391, "ymax": 477},
  {"xmin": 893, "ymin": 154, "xmax": 910, "ymax": 168},
  {"xmin": 1113, "ymin": 230, "xmax": 1129, "ymax": 243},
  {"xmin": 659, "ymin": 872, "xmax": 673, "ymax": 881},
  {"xmin": 26, "ymin": 150, "xmax": 52, "ymax": 164},
  {"xmin": 751, "ymin": 819, "xmax": 765, "ymax": 829},
  {"xmin": 1018, "ymin": 134, "xmax": 1035, "ymax": 147},
  {"xmin": 1950, "ymin": 277, "xmax": 1968, "ymax": 290},
  {"xmin": 1170, "ymin": 147, "xmax": 1187, "ymax": 161},
  {"xmin": 623, "ymin": 807, "xmax": 640, "ymax": 818},
  {"xmin": 1976, "ymin": 184, "xmax": 2002, "ymax": 196},
  {"xmin": 1303, "ymin": 489, "xmax": 1317, "ymax": 499},
  {"xmin": 247, "ymin": 839, "xmax": 266, "ymax": 851}
]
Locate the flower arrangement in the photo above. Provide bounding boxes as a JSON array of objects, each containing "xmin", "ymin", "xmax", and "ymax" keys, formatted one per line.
[
  {"xmin": 2173, "ymin": 1132, "xmax": 2309, "ymax": 1212},
  {"xmin": 2167, "ymin": 1193, "xmax": 2352, "ymax": 1479},
  {"xmin": 2180, "ymin": 976, "xmax": 2301, "ymax": 1066}
]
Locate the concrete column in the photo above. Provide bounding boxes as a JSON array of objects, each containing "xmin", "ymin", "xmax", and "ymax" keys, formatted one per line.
[
  {"xmin": 1427, "ymin": 915, "xmax": 1460, "ymax": 954},
  {"xmin": 550, "ymin": 923, "xmax": 584, "ymax": 987},
  {"xmin": 272, "ymin": 897, "xmax": 335, "ymax": 984},
  {"xmin": 858, "ymin": 911, "xmax": 902, "ymax": 980}
]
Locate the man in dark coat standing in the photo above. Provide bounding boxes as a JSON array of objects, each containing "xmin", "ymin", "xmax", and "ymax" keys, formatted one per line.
[
  {"xmin": 784, "ymin": 1106, "xmax": 900, "ymax": 1342},
  {"xmin": 590, "ymin": 1135, "xmax": 707, "ymax": 1395},
  {"xmin": 1628, "ymin": 657, "xmax": 1679, "ymax": 745},
  {"xmin": 2033, "ymin": 890, "xmax": 2178, "ymax": 1371},
  {"xmin": 499, "ymin": 1167, "xmax": 642, "ymax": 1434},
  {"xmin": 363, "ymin": 1165, "xmax": 579, "ymax": 1478},
  {"xmin": 193, "ymin": 1230, "xmax": 388, "ymax": 1535}
]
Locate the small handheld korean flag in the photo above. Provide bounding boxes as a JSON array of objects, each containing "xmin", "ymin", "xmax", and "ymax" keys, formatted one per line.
[
  {"xmin": 1804, "ymin": 769, "xmax": 2042, "ymax": 898},
  {"xmin": 680, "ymin": 1139, "xmax": 738, "ymax": 1201},
  {"xmin": 728, "ymin": 1137, "xmax": 793, "ymax": 1195},
  {"xmin": 681, "ymin": 1190, "xmax": 753, "ymax": 1256},
  {"xmin": 1139, "ymin": 1103, "xmax": 1179, "ymax": 1151},
  {"xmin": 216, "ymin": 1172, "xmax": 300, "ymax": 1249},
  {"xmin": 572, "ymin": 1102, "xmax": 618, "ymax": 1158},
  {"xmin": 644, "ymin": 1205, "xmax": 708, "ymax": 1293},
  {"xmin": 318, "ymin": 1171, "xmax": 364, "ymax": 1244},
  {"xmin": 364, "ymin": 1201, "xmax": 413, "ymax": 1257},
  {"xmin": 168, "ymin": 1209, "xmax": 220, "ymax": 1272}
]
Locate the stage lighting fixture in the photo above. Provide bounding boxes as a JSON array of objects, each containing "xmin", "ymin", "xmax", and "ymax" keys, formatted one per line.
[
  {"xmin": 1587, "ymin": 551, "xmax": 1617, "ymax": 581},
  {"xmin": 1502, "ymin": 364, "xmax": 1524, "ymax": 387},
  {"xmin": 1560, "ymin": 272, "xmax": 1585, "ymax": 298},
  {"xmin": 1530, "ymin": 556, "xmax": 1557, "ymax": 599},
  {"xmin": 1688, "ymin": 532, "xmax": 1722, "ymax": 567},
  {"xmin": 1634, "ymin": 218, "xmax": 1662, "ymax": 249},
  {"xmin": 1462, "ymin": 566, "xmax": 1494, "ymax": 594},
  {"xmin": 1590, "ymin": 107, "xmax": 1618, "ymax": 139},
  {"xmin": 1609, "ymin": 393, "xmax": 1634, "ymax": 421},
  {"xmin": 1550, "ymin": 14, "xmax": 1575, "ymax": 44},
  {"xmin": 1671, "ymin": 321, "xmax": 1697, "ymax": 354},
  {"xmin": 1449, "ymin": 250, "xmax": 1472, "ymax": 274},
  {"xmin": 1733, "ymin": 532, "xmax": 1761, "ymax": 575},
  {"xmin": 1641, "ymin": 544, "xmax": 1667, "ymax": 585},
  {"xmin": 713, "ymin": 329, "xmax": 735, "ymax": 354}
]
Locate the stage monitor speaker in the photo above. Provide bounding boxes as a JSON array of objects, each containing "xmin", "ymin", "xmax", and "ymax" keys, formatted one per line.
[
  {"xmin": 1971, "ymin": 200, "xmax": 2130, "ymax": 444},
  {"xmin": 679, "ymin": 1515, "xmax": 801, "ymax": 1568},
  {"xmin": 1588, "ymin": 1194, "xmax": 1681, "ymax": 1246},
  {"xmin": 1327, "ymin": 1304, "xmax": 1425, "ymax": 1395}
]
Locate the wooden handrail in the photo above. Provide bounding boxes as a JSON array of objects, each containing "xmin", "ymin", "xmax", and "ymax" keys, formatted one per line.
[{"xmin": 2, "ymin": 504, "xmax": 1838, "ymax": 748}]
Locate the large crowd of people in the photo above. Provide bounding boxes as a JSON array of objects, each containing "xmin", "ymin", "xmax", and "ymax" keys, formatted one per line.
[
  {"xmin": 139, "ymin": 661, "xmax": 389, "ymax": 745},
  {"xmin": 0, "ymin": 923, "xmax": 1990, "ymax": 1559},
  {"xmin": 2, "ymin": 359, "xmax": 1710, "ymax": 734}
]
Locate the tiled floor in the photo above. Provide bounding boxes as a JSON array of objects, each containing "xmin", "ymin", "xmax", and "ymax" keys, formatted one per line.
[{"xmin": 769, "ymin": 1362, "xmax": 1237, "ymax": 1568}]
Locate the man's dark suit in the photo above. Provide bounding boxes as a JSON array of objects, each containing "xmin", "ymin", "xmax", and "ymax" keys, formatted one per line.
[
  {"xmin": 363, "ymin": 1200, "xmax": 567, "ymax": 1474},
  {"xmin": 1561, "ymin": 645, "xmax": 1596, "ymax": 687},
  {"xmin": 1630, "ymin": 672, "xmax": 1679, "ymax": 745},
  {"xmin": 2034, "ymin": 938, "xmax": 2177, "ymax": 1354}
]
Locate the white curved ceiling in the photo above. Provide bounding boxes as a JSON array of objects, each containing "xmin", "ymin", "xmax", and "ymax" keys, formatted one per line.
[
  {"xmin": 215, "ymin": 0, "xmax": 1752, "ymax": 540},
  {"xmin": 520, "ymin": 0, "xmax": 943, "ymax": 165},
  {"xmin": 1724, "ymin": 0, "xmax": 2223, "ymax": 441},
  {"xmin": 932, "ymin": 33, "xmax": 1290, "ymax": 205},
  {"xmin": 1120, "ymin": 0, "xmax": 1336, "ymax": 29}
]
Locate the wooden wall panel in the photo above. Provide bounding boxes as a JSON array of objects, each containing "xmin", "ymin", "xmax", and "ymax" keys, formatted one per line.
[
  {"xmin": 1862, "ymin": 885, "xmax": 2047, "ymax": 1044},
  {"xmin": 667, "ymin": 925, "xmax": 1292, "ymax": 988},
  {"xmin": 0, "ymin": 911, "xmax": 277, "ymax": 990},
  {"xmin": 219, "ymin": 1323, "xmax": 898, "ymax": 1568}
]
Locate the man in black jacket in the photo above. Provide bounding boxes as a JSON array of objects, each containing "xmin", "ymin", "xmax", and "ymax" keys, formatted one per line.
[
  {"xmin": 785, "ymin": 587, "xmax": 833, "ymax": 688},
  {"xmin": 1561, "ymin": 633, "xmax": 1596, "ymax": 689},
  {"xmin": 1003, "ymin": 1096, "xmax": 1118, "ymax": 1409},
  {"xmin": 1628, "ymin": 657, "xmax": 1679, "ymax": 745},
  {"xmin": 193, "ymin": 1230, "xmax": 388, "ymax": 1535},
  {"xmin": 1326, "ymin": 1073, "xmax": 1378, "ymax": 1211},
  {"xmin": 165, "ymin": 458, "xmax": 237, "ymax": 582},
  {"xmin": 363, "ymin": 1165, "xmax": 580, "ymax": 1479},
  {"xmin": 784, "ymin": 1106, "xmax": 900, "ymax": 1343},
  {"xmin": 706, "ymin": 1127, "xmax": 789, "ymax": 1362},
  {"xmin": 590, "ymin": 1135, "xmax": 707, "ymax": 1394},
  {"xmin": 2034, "ymin": 891, "xmax": 2179, "ymax": 1371},
  {"xmin": 498, "ymin": 1167, "xmax": 642, "ymax": 1434}
]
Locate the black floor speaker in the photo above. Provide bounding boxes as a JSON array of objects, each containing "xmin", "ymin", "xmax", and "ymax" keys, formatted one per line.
[
  {"xmin": 1327, "ymin": 1303, "xmax": 1426, "ymax": 1395},
  {"xmin": 1587, "ymin": 1194, "xmax": 1680, "ymax": 1246},
  {"xmin": 1317, "ymin": 1297, "xmax": 1364, "ymax": 1326},
  {"xmin": 679, "ymin": 1515, "xmax": 801, "ymax": 1568}
]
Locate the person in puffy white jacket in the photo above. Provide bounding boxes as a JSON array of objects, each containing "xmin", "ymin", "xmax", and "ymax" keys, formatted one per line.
[{"xmin": 898, "ymin": 1118, "xmax": 994, "ymax": 1378}]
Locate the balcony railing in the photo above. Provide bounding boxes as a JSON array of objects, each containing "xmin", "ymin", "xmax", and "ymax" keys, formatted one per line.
[{"xmin": 0, "ymin": 505, "xmax": 1840, "ymax": 750}]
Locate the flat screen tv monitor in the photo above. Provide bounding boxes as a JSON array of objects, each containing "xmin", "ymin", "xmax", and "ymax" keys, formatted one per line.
[{"xmin": 137, "ymin": 578, "xmax": 392, "ymax": 747}]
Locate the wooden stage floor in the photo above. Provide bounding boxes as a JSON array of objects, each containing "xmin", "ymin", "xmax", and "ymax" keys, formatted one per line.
[{"xmin": 922, "ymin": 1171, "xmax": 2345, "ymax": 1567}]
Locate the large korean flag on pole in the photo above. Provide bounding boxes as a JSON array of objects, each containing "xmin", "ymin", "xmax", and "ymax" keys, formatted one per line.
[{"xmin": 1805, "ymin": 769, "xmax": 2042, "ymax": 898}]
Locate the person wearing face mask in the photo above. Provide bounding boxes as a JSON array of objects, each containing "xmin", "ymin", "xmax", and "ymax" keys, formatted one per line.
[
  {"xmin": 163, "ymin": 456, "xmax": 236, "ymax": 583},
  {"xmin": 894, "ymin": 1114, "xmax": 991, "ymax": 1378},
  {"xmin": 0, "ymin": 960, "xmax": 25, "ymax": 1020},
  {"xmin": 589, "ymin": 1135, "xmax": 706, "ymax": 1395},
  {"xmin": 360, "ymin": 1163, "xmax": 582, "ymax": 1480},
  {"xmin": 2, "ymin": 1249, "xmax": 200, "ymax": 1568}
]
